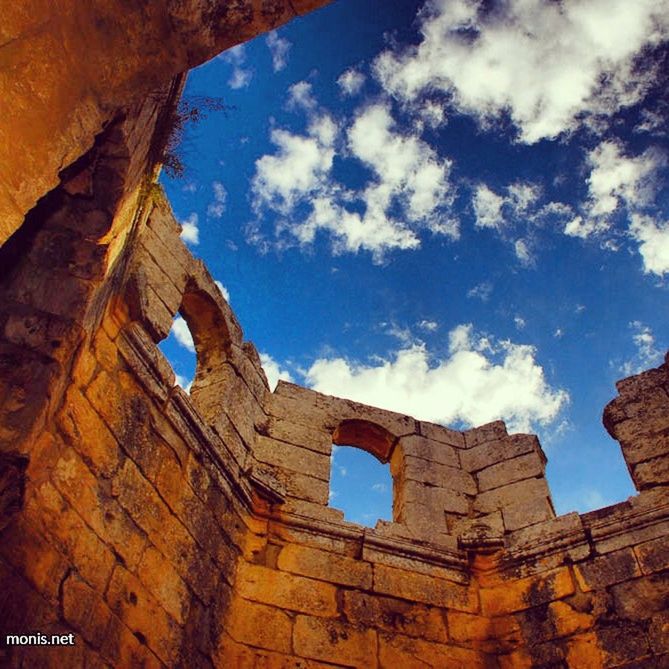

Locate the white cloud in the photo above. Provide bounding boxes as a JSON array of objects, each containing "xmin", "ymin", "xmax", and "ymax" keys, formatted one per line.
[
  {"xmin": 337, "ymin": 69, "xmax": 365, "ymax": 96},
  {"xmin": 629, "ymin": 215, "xmax": 669, "ymax": 276},
  {"xmin": 620, "ymin": 321, "xmax": 664, "ymax": 376},
  {"xmin": 514, "ymin": 316, "xmax": 526, "ymax": 330},
  {"xmin": 473, "ymin": 184, "xmax": 504, "ymax": 230},
  {"xmin": 251, "ymin": 98, "xmax": 456, "ymax": 261},
  {"xmin": 287, "ymin": 81, "xmax": 319, "ymax": 112},
  {"xmin": 514, "ymin": 239, "xmax": 534, "ymax": 267},
  {"xmin": 207, "ymin": 181, "xmax": 227, "ymax": 219},
  {"xmin": 371, "ymin": 483, "xmax": 388, "ymax": 493},
  {"xmin": 266, "ymin": 31, "xmax": 291, "ymax": 72},
  {"xmin": 214, "ymin": 280, "xmax": 230, "ymax": 302},
  {"xmin": 374, "ymin": 0, "xmax": 669, "ymax": 143},
  {"xmin": 171, "ymin": 316, "xmax": 195, "ymax": 353},
  {"xmin": 467, "ymin": 281, "xmax": 493, "ymax": 302},
  {"xmin": 306, "ymin": 324, "xmax": 568, "ymax": 433},
  {"xmin": 417, "ymin": 319, "xmax": 438, "ymax": 332},
  {"xmin": 260, "ymin": 353, "xmax": 293, "ymax": 391},
  {"xmin": 180, "ymin": 213, "xmax": 199, "ymax": 245}
]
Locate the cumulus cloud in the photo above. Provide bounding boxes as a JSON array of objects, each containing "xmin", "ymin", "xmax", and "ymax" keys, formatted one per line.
[
  {"xmin": 266, "ymin": 31, "xmax": 291, "ymax": 72},
  {"xmin": 260, "ymin": 353, "xmax": 293, "ymax": 391},
  {"xmin": 374, "ymin": 0, "xmax": 669, "ymax": 143},
  {"xmin": 305, "ymin": 324, "xmax": 568, "ymax": 433},
  {"xmin": 417, "ymin": 319, "xmax": 438, "ymax": 332},
  {"xmin": 180, "ymin": 213, "xmax": 199, "ymax": 245},
  {"xmin": 629, "ymin": 215, "xmax": 669, "ymax": 276},
  {"xmin": 207, "ymin": 182, "xmax": 227, "ymax": 219},
  {"xmin": 473, "ymin": 185, "xmax": 504, "ymax": 229},
  {"xmin": 337, "ymin": 68, "xmax": 366, "ymax": 96},
  {"xmin": 251, "ymin": 94, "xmax": 456, "ymax": 261},
  {"xmin": 171, "ymin": 316, "xmax": 195, "ymax": 353}
]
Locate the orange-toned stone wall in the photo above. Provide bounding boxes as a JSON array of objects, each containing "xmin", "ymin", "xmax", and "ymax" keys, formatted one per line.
[{"xmin": 3, "ymin": 186, "xmax": 667, "ymax": 667}]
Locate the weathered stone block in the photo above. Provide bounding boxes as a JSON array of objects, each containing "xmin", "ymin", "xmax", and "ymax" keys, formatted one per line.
[
  {"xmin": 634, "ymin": 454, "xmax": 669, "ymax": 489},
  {"xmin": 416, "ymin": 421, "xmax": 466, "ymax": 448},
  {"xmin": 293, "ymin": 615, "xmax": 378, "ymax": 668},
  {"xmin": 278, "ymin": 544, "xmax": 372, "ymax": 589},
  {"xmin": 226, "ymin": 598, "xmax": 293, "ymax": 654},
  {"xmin": 480, "ymin": 567, "xmax": 575, "ymax": 616},
  {"xmin": 463, "ymin": 421, "xmax": 508, "ymax": 448},
  {"xmin": 397, "ymin": 434, "xmax": 460, "ymax": 467},
  {"xmin": 343, "ymin": 591, "xmax": 447, "ymax": 642},
  {"xmin": 611, "ymin": 573, "xmax": 669, "ymax": 621},
  {"xmin": 461, "ymin": 433, "xmax": 542, "ymax": 473},
  {"xmin": 476, "ymin": 452, "xmax": 545, "ymax": 493},
  {"xmin": 253, "ymin": 435, "xmax": 330, "ymax": 481},
  {"xmin": 373, "ymin": 564, "xmax": 478, "ymax": 612},
  {"xmin": 474, "ymin": 477, "xmax": 551, "ymax": 516},
  {"xmin": 236, "ymin": 562, "xmax": 337, "ymax": 617},
  {"xmin": 574, "ymin": 548, "xmax": 641, "ymax": 591},
  {"xmin": 502, "ymin": 497, "xmax": 554, "ymax": 532},
  {"xmin": 635, "ymin": 535, "xmax": 669, "ymax": 575}
]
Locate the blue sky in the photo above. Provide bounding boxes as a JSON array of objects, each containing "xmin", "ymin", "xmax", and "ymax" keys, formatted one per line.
[{"xmin": 160, "ymin": 0, "xmax": 669, "ymax": 526}]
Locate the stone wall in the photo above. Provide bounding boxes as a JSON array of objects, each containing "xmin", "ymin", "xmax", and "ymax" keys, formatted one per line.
[
  {"xmin": 2, "ymin": 186, "xmax": 667, "ymax": 667},
  {"xmin": 0, "ymin": 0, "xmax": 332, "ymax": 247}
]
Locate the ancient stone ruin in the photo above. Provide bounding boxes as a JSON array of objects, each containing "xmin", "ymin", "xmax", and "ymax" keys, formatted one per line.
[{"xmin": 1, "ymin": 2, "xmax": 668, "ymax": 667}]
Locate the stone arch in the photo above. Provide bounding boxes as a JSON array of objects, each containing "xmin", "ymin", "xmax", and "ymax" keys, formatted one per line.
[{"xmin": 332, "ymin": 419, "xmax": 398, "ymax": 463}]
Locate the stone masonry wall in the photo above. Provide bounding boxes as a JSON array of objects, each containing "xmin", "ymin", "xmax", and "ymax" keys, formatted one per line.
[{"xmin": 2, "ymin": 187, "xmax": 667, "ymax": 667}]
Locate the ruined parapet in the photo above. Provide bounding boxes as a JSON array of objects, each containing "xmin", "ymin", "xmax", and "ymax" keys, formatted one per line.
[
  {"xmin": 604, "ymin": 353, "xmax": 669, "ymax": 492},
  {"xmin": 1, "ymin": 185, "xmax": 668, "ymax": 666}
]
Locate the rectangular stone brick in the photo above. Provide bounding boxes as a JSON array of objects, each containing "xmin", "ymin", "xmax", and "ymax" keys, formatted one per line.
[
  {"xmin": 463, "ymin": 421, "xmax": 509, "ymax": 448},
  {"xmin": 293, "ymin": 615, "xmax": 378, "ymax": 668},
  {"xmin": 272, "ymin": 468, "xmax": 329, "ymax": 505},
  {"xmin": 378, "ymin": 632, "xmax": 489, "ymax": 669},
  {"xmin": 574, "ymin": 548, "xmax": 641, "ymax": 591},
  {"xmin": 474, "ymin": 477, "xmax": 551, "ymax": 515},
  {"xmin": 635, "ymin": 535, "xmax": 669, "ymax": 575},
  {"xmin": 633, "ymin": 454, "xmax": 669, "ymax": 489},
  {"xmin": 362, "ymin": 545, "xmax": 465, "ymax": 583},
  {"xmin": 226, "ymin": 598, "xmax": 293, "ymax": 654},
  {"xmin": 480, "ymin": 567, "xmax": 575, "ymax": 616},
  {"xmin": 236, "ymin": 562, "xmax": 337, "ymax": 617},
  {"xmin": 373, "ymin": 564, "xmax": 478, "ymax": 612},
  {"xmin": 502, "ymin": 497, "xmax": 554, "ymax": 531},
  {"xmin": 344, "ymin": 591, "xmax": 447, "ymax": 642},
  {"xmin": 447, "ymin": 611, "xmax": 520, "ymax": 652},
  {"xmin": 253, "ymin": 435, "xmax": 330, "ymax": 481},
  {"xmin": 262, "ymin": 416, "xmax": 332, "ymax": 454},
  {"xmin": 417, "ymin": 422, "xmax": 466, "ymax": 448},
  {"xmin": 106, "ymin": 565, "xmax": 181, "ymax": 666},
  {"xmin": 611, "ymin": 573, "xmax": 669, "ymax": 621},
  {"xmin": 477, "ymin": 452, "xmax": 544, "ymax": 492},
  {"xmin": 278, "ymin": 544, "xmax": 372, "ymax": 589},
  {"xmin": 396, "ymin": 455, "xmax": 476, "ymax": 494},
  {"xmin": 461, "ymin": 433, "xmax": 541, "ymax": 472},
  {"xmin": 397, "ymin": 434, "xmax": 460, "ymax": 467},
  {"xmin": 506, "ymin": 513, "xmax": 581, "ymax": 554},
  {"xmin": 62, "ymin": 572, "xmax": 113, "ymax": 649}
]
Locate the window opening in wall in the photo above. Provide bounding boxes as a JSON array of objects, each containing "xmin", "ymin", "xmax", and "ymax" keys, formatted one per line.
[
  {"xmin": 158, "ymin": 314, "xmax": 197, "ymax": 392},
  {"xmin": 328, "ymin": 445, "xmax": 393, "ymax": 528}
]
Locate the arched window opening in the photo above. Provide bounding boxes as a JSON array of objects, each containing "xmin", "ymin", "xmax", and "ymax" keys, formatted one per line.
[
  {"xmin": 159, "ymin": 314, "xmax": 196, "ymax": 393},
  {"xmin": 328, "ymin": 445, "xmax": 393, "ymax": 528}
]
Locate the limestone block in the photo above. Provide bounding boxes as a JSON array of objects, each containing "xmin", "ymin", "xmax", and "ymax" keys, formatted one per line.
[
  {"xmin": 447, "ymin": 611, "xmax": 521, "ymax": 653},
  {"xmin": 396, "ymin": 434, "xmax": 460, "ymax": 467},
  {"xmin": 394, "ymin": 454, "xmax": 476, "ymax": 494},
  {"xmin": 477, "ymin": 452, "xmax": 545, "ymax": 493},
  {"xmin": 136, "ymin": 546, "xmax": 192, "ymax": 625},
  {"xmin": 506, "ymin": 513, "xmax": 581, "ymax": 555},
  {"xmin": 610, "ymin": 573, "xmax": 669, "ymax": 621},
  {"xmin": 502, "ymin": 497, "xmax": 554, "ymax": 532},
  {"xmin": 649, "ymin": 611, "xmax": 669, "ymax": 654},
  {"xmin": 253, "ymin": 435, "xmax": 330, "ymax": 481},
  {"xmin": 225, "ymin": 597, "xmax": 293, "ymax": 654},
  {"xmin": 633, "ymin": 454, "xmax": 669, "ymax": 489},
  {"xmin": 278, "ymin": 544, "xmax": 372, "ymax": 589},
  {"xmin": 378, "ymin": 632, "xmax": 490, "ymax": 669},
  {"xmin": 361, "ymin": 544, "xmax": 464, "ymax": 582},
  {"xmin": 259, "ymin": 415, "xmax": 332, "ymax": 455},
  {"xmin": 236, "ymin": 562, "xmax": 337, "ymax": 617},
  {"xmin": 635, "ymin": 535, "xmax": 669, "ymax": 575},
  {"xmin": 62, "ymin": 571, "xmax": 113, "ymax": 649},
  {"xmin": 397, "ymin": 480, "xmax": 471, "ymax": 515},
  {"xmin": 574, "ymin": 548, "xmax": 641, "ymax": 591},
  {"xmin": 463, "ymin": 421, "xmax": 509, "ymax": 448},
  {"xmin": 271, "ymin": 468, "xmax": 329, "ymax": 505},
  {"xmin": 343, "ymin": 591, "xmax": 448, "ymax": 643},
  {"xmin": 373, "ymin": 564, "xmax": 478, "ymax": 612},
  {"xmin": 417, "ymin": 421, "xmax": 466, "ymax": 448},
  {"xmin": 474, "ymin": 477, "xmax": 552, "ymax": 516},
  {"xmin": 461, "ymin": 433, "xmax": 542, "ymax": 473},
  {"xmin": 598, "ymin": 623, "xmax": 651, "ymax": 667},
  {"xmin": 479, "ymin": 567, "xmax": 575, "ymax": 616},
  {"xmin": 293, "ymin": 615, "xmax": 378, "ymax": 668},
  {"xmin": 106, "ymin": 565, "xmax": 182, "ymax": 666}
]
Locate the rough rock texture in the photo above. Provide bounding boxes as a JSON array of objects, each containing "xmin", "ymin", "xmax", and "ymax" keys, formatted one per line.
[
  {"xmin": 0, "ymin": 0, "xmax": 332, "ymax": 247},
  {"xmin": 1, "ymin": 185, "xmax": 668, "ymax": 666}
]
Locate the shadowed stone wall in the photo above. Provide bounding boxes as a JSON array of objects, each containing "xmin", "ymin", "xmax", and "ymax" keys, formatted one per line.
[{"xmin": 2, "ymin": 190, "xmax": 667, "ymax": 667}]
